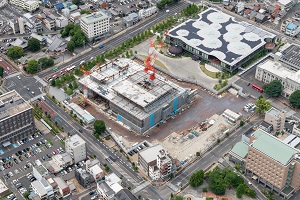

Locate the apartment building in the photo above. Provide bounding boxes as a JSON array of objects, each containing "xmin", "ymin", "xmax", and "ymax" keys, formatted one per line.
[
  {"xmin": 277, "ymin": 0, "xmax": 294, "ymax": 11},
  {"xmin": 80, "ymin": 11, "xmax": 109, "ymax": 41},
  {"xmin": 9, "ymin": 19, "xmax": 20, "ymax": 34},
  {"xmin": 65, "ymin": 134, "xmax": 86, "ymax": 163},
  {"xmin": 138, "ymin": 145, "xmax": 173, "ymax": 180},
  {"xmin": 0, "ymin": 90, "xmax": 35, "ymax": 147},
  {"xmin": 264, "ymin": 108, "xmax": 286, "ymax": 133},
  {"xmin": 75, "ymin": 168, "xmax": 93, "ymax": 188},
  {"xmin": 255, "ymin": 55, "xmax": 300, "ymax": 98},
  {"xmin": 53, "ymin": 177, "xmax": 71, "ymax": 199},
  {"xmin": 85, "ymin": 159, "xmax": 104, "ymax": 182},
  {"xmin": 9, "ymin": 0, "xmax": 39, "ymax": 12}
]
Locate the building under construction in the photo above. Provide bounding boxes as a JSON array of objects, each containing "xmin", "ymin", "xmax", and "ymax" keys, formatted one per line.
[{"xmin": 79, "ymin": 58, "xmax": 196, "ymax": 134}]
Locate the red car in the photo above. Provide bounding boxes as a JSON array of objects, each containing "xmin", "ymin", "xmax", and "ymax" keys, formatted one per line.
[
  {"xmin": 6, "ymin": 163, "xmax": 10, "ymax": 168},
  {"xmin": 54, "ymin": 150, "xmax": 58, "ymax": 154},
  {"xmin": 30, "ymin": 152, "xmax": 34, "ymax": 157}
]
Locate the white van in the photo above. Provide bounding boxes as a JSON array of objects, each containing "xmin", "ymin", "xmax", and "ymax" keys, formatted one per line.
[{"xmin": 41, "ymin": 96, "xmax": 45, "ymax": 101}]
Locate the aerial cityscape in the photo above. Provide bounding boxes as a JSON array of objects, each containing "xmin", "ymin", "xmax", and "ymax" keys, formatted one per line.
[{"xmin": 0, "ymin": 0, "xmax": 300, "ymax": 199}]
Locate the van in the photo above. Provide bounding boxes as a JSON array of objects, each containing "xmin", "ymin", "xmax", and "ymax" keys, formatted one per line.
[{"xmin": 41, "ymin": 96, "xmax": 45, "ymax": 101}]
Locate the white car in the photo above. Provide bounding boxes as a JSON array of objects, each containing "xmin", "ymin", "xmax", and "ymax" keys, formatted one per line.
[
  {"xmin": 166, "ymin": 10, "xmax": 170, "ymax": 13},
  {"xmin": 17, "ymin": 75, "xmax": 21, "ymax": 79}
]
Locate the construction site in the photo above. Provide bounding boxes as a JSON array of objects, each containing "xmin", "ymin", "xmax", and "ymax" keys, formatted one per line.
[{"xmin": 78, "ymin": 55, "xmax": 197, "ymax": 134}]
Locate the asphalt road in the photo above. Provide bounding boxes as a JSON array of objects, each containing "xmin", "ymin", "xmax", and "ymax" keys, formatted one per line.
[
  {"xmin": 37, "ymin": 2, "xmax": 189, "ymax": 79},
  {"xmin": 4, "ymin": 74, "xmax": 43, "ymax": 101},
  {"xmin": 1, "ymin": 133, "xmax": 63, "ymax": 200},
  {"xmin": 42, "ymin": 96, "xmax": 150, "ymax": 192}
]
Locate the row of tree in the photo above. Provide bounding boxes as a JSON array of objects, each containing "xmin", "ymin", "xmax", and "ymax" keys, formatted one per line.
[
  {"xmin": 25, "ymin": 57, "xmax": 54, "ymax": 74},
  {"xmin": 181, "ymin": 4, "xmax": 201, "ymax": 17},
  {"xmin": 263, "ymin": 80, "xmax": 300, "ymax": 109},
  {"xmin": 0, "ymin": 66, "xmax": 3, "ymax": 77}
]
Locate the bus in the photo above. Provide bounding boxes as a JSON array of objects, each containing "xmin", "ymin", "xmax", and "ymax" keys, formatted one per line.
[
  {"xmin": 66, "ymin": 66, "xmax": 76, "ymax": 72},
  {"xmin": 53, "ymin": 67, "xmax": 58, "ymax": 71},
  {"xmin": 252, "ymin": 84, "xmax": 263, "ymax": 93}
]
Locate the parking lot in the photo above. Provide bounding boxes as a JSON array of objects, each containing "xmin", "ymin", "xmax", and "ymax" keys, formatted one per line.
[
  {"xmin": 4, "ymin": 74, "xmax": 43, "ymax": 100},
  {"xmin": 0, "ymin": 5, "xmax": 24, "ymax": 34},
  {"xmin": 0, "ymin": 131, "xmax": 65, "ymax": 200}
]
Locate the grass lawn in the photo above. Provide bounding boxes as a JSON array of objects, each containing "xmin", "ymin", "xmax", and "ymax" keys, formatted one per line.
[
  {"xmin": 200, "ymin": 64, "xmax": 217, "ymax": 78},
  {"xmin": 139, "ymin": 55, "xmax": 168, "ymax": 71}
]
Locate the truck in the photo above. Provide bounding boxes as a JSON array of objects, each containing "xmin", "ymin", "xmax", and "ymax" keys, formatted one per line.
[{"xmin": 99, "ymin": 45, "xmax": 103, "ymax": 49}]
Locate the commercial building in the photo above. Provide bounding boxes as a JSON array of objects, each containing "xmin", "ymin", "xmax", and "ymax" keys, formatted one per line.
[
  {"xmin": 80, "ymin": 11, "xmax": 109, "ymax": 41},
  {"xmin": 9, "ymin": 0, "xmax": 39, "ymax": 12},
  {"xmin": 243, "ymin": 130, "xmax": 300, "ymax": 199},
  {"xmin": 165, "ymin": 8, "xmax": 276, "ymax": 72},
  {"xmin": 79, "ymin": 58, "xmax": 195, "ymax": 134},
  {"xmin": 138, "ymin": 144, "xmax": 173, "ymax": 180},
  {"xmin": 68, "ymin": 103, "xmax": 95, "ymax": 124},
  {"xmin": 65, "ymin": 134, "xmax": 86, "ymax": 163},
  {"xmin": 97, "ymin": 173, "xmax": 123, "ymax": 199},
  {"xmin": 255, "ymin": 58, "xmax": 300, "ymax": 98},
  {"xmin": 75, "ymin": 168, "xmax": 93, "ymax": 188},
  {"xmin": 0, "ymin": 90, "xmax": 35, "ymax": 147},
  {"xmin": 277, "ymin": 0, "xmax": 294, "ymax": 11},
  {"xmin": 264, "ymin": 108, "xmax": 286, "ymax": 133},
  {"xmin": 285, "ymin": 23, "xmax": 300, "ymax": 37},
  {"xmin": 31, "ymin": 178, "xmax": 54, "ymax": 199},
  {"xmin": 85, "ymin": 159, "xmax": 104, "ymax": 182},
  {"xmin": 279, "ymin": 44, "xmax": 300, "ymax": 72},
  {"xmin": 138, "ymin": 6, "xmax": 157, "ymax": 19},
  {"xmin": 123, "ymin": 13, "xmax": 139, "ymax": 27},
  {"xmin": 97, "ymin": 182, "xmax": 115, "ymax": 200},
  {"xmin": 33, "ymin": 161, "xmax": 49, "ymax": 181},
  {"xmin": 0, "ymin": 178, "xmax": 10, "ymax": 197}
]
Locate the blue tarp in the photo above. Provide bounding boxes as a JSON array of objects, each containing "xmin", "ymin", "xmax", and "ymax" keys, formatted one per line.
[{"xmin": 55, "ymin": 3, "xmax": 64, "ymax": 9}]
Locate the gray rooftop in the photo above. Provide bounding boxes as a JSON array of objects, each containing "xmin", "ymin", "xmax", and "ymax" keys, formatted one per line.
[
  {"xmin": 48, "ymin": 37, "xmax": 67, "ymax": 52},
  {"xmin": 81, "ymin": 11, "xmax": 108, "ymax": 25},
  {"xmin": 115, "ymin": 189, "xmax": 137, "ymax": 200},
  {"xmin": 98, "ymin": 182, "xmax": 115, "ymax": 197},
  {"xmin": 167, "ymin": 8, "xmax": 276, "ymax": 66},
  {"xmin": 251, "ymin": 130, "xmax": 300, "ymax": 165},
  {"xmin": 65, "ymin": 134, "xmax": 85, "ymax": 149},
  {"xmin": 139, "ymin": 144, "xmax": 163, "ymax": 163},
  {"xmin": 280, "ymin": 44, "xmax": 300, "ymax": 70},
  {"xmin": 79, "ymin": 58, "xmax": 187, "ymax": 119},
  {"xmin": 31, "ymin": 181, "xmax": 47, "ymax": 196},
  {"xmin": 0, "ymin": 90, "xmax": 32, "ymax": 121}
]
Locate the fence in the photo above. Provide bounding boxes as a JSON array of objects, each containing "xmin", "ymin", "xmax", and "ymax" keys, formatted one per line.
[{"xmin": 134, "ymin": 55, "xmax": 232, "ymax": 95}]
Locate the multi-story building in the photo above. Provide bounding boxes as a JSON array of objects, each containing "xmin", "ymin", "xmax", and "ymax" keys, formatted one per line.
[
  {"xmin": 9, "ymin": 0, "xmax": 39, "ymax": 12},
  {"xmin": 9, "ymin": 19, "xmax": 20, "ymax": 34},
  {"xmin": 80, "ymin": 11, "xmax": 110, "ymax": 41},
  {"xmin": 277, "ymin": 0, "xmax": 294, "ymax": 11},
  {"xmin": 31, "ymin": 178, "xmax": 54, "ymax": 199},
  {"xmin": 264, "ymin": 108, "xmax": 286, "ymax": 133},
  {"xmin": 52, "ymin": 153, "xmax": 73, "ymax": 169},
  {"xmin": 255, "ymin": 56, "xmax": 300, "ymax": 98},
  {"xmin": 0, "ymin": 90, "xmax": 35, "ymax": 147},
  {"xmin": 65, "ymin": 134, "xmax": 86, "ymax": 163},
  {"xmin": 115, "ymin": 189, "xmax": 137, "ymax": 200},
  {"xmin": 53, "ymin": 177, "xmax": 71, "ymax": 199},
  {"xmin": 0, "ymin": 0, "xmax": 7, "ymax": 8},
  {"xmin": 18, "ymin": 17, "xmax": 25, "ymax": 34},
  {"xmin": 279, "ymin": 44, "xmax": 300, "ymax": 72},
  {"xmin": 245, "ymin": 130, "xmax": 300, "ymax": 199},
  {"xmin": 75, "ymin": 168, "xmax": 93, "ymax": 188},
  {"xmin": 285, "ymin": 23, "xmax": 300, "ymax": 37},
  {"xmin": 85, "ymin": 159, "xmax": 104, "ymax": 182},
  {"xmin": 165, "ymin": 8, "xmax": 276, "ymax": 73},
  {"xmin": 138, "ymin": 145, "xmax": 173, "ymax": 180}
]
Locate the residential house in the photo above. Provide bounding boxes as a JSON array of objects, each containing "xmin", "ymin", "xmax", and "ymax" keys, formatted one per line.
[
  {"xmin": 53, "ymin": 177, "xmax": 71, "ymax": 199},
  {"xmin": 255, "ymin": 13, "xmax": 268, "ymax": 23}
]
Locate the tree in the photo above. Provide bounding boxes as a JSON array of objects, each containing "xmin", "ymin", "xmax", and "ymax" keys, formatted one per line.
[
  {"xmin": 239, "ymin": 120, "xmax": 245, "ymax": 127},
  {"xmin": 27, "ymin": 59, "xmax": 38, "ymax": 74},
  {"xmin": 189, "ymin": 170, "xmax": 204, "ymax": 187},
  {"xmin": 38, "ymin": 57, "xmax": 54, "ymax": 69},
  {"xmin": 67, "ymin": 40, "xmax": 75, "ymax": 52},
  {"xmin": 7, "ymin": 46, "xmax": 24, "ymax": 59},
  {"xmin": 196, "ymin": 152, "xmax": 200, "ymax": 156},
  {"xmin": 246, "ymin": 188, "xmax": 256, "ymax": 198},
  {"xmin": 72, "ymin": 0, "xmax": 81, "ymax": 5},
  {"xmin": 94, "ymin": 120, "xmax": 106, "ymax": 134},
  {"xmin": 236, "ymin": 184, "xmax": 246, "ymax": 198},
  {"xmin": 289, "ymin": 90, "xmax": 300, "ymax": 108},
  {"xmin": 28, "ymin": 38, "xmax": 41, "ymax": 52},
  {"xmin": 263, "ymin": 80, "xmax": 282, "ymax": 97},
  {"xmin": 254, "ymin": 97, "xmax": 271, "ymax": 114},
  {"xmin": 0, "ymin": 66, "xmax": 3, "ymax": 77},
  {"xmin": 23, "ymin": 191, "xmax": 30, "ymax": 199}
]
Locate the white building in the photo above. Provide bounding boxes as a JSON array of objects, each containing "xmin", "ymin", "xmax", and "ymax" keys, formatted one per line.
[
  {"xmin": 31, "ymin": 178, "xmax": 54, "ymax": 199},
  {"xmin": 85, "ymin": 159, "xmax": 104, "ymax": 181},
  {"xmin": 55, "ymin": 16, "xmax": 68, "ymax": 28},
  {"xmin": 52, "ymin": 153, "xmax": 73, "ymax": 168},
  {"xmin": 285, "ymin": 23, "xmax": 300, "ymax": 37},
  {"xmin": 255, "ymin": 56, "xmax": 300, "ymax": 97},
  {"xmin": 0, "ymin": 0, "xmax": 8, "ymax": 8},
  {"xmin": 65, "ymin": 134, "xmax": 86, "ymax": 163},
  {"xmin": 18, "ymin": 17, "xmax": 25, "ymax": 34},
  {"xmin": 277, "ymin": 0, "xmax": 294, "ymax": 11},
  {"xmin": 97, "ymin": 173, "xmax": 123, "ymax": 200},
  {"xmin": 138, "ymin": 6, "xmax": 157, "ymax": 18},
  {"xmin": 10, "ymin": 0, "xmax": 39, "ymax": 12},
  {"xmin": 80, "ymin": 11, "xmax": 109, "ymax": 40}
]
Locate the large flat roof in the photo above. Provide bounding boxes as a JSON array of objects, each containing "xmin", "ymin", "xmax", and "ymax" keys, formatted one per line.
[
  {"xmin": 251, "ymin": 129, "xmax": 299, "ymax": 165},
  {"xmin": 139, "ymin": 144, "xmax": 163, "ymax": 163},
  {"xmin": 80, "ymin": 11, "xmax": 108, "ymax": 24},
  {"xmin": 65, "ymin": 134, "xmax": 85, "ymax": 149},
  {"xmin": 280, "ymin": 44, "xmax": 300, "ymax": 70},
  {"xmin": 257, "ymin": 59, "xmax": 300, "ymax": 83},
  {"xmin": 230, "ymin": 142, "xmax": 248, "ymax": 159},
  {"xmin": 79, "ymin": 58, "xmax": 187, "ymax": 119},
  {"xmin": 167, "ymin": 8, "xmax": 275, "ymax": 66},
  {"xmin": 0, "ymin": 90, "xmax": 32, "ymax": 121}
]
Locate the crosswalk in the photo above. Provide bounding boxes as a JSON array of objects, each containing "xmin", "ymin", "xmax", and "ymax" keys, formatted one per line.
[
  {"xmin": 111, "ymin": 162, "xmax": 141, "ymax": 187},
  {"xmin": 132, "ymin": 181, "xmax": 150, "ymax": 194},
  {"xmin": 166, "ymin": 182, "xmax": 180, "ymax": 192}
]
